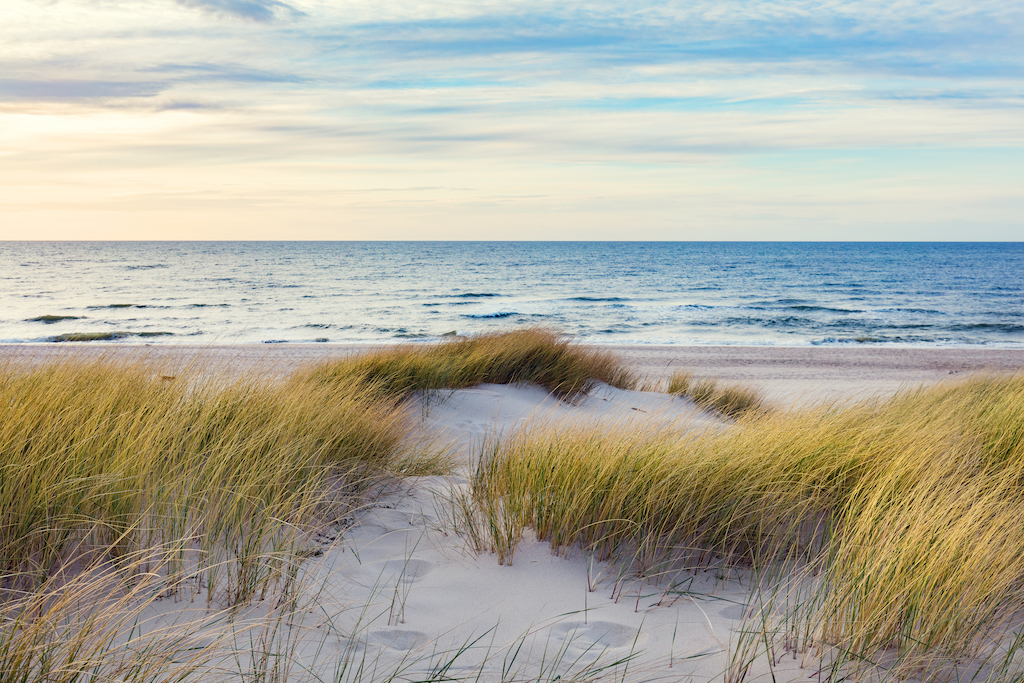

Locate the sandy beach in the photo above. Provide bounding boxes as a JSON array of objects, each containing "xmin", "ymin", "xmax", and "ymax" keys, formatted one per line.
[
  {"xmin": 5, "ymin": 342, "xmax": 1023, "ymax": 403},
  {"xmin": 3, "ymin": 341, "xmax": 1023, "ymax": 681}
]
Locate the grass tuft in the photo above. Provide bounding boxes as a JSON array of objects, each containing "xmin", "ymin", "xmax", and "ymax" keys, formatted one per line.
[
  {"xmin": 0, "ymin": 355, "xmax": 410, "ymax": 599},
  {"xmin": 467, "ymin": 373, "xmax": 1024, "ymax": 679},
  {"xmin": 668, "ymin": 370, "xmax": 768, "ymax": 418},
  {"xmin": 297, "ymin": 328, "xmax": 636, "ymax": 400}
]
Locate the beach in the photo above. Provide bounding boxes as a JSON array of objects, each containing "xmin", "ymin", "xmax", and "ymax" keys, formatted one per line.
[
  {"xmin": 3, "ymin": 339, "xmax": 1024, "ymax": 682},
  {"xmin": 5, "ymin": 342, "xmax": 1023, "ymax": 403}
]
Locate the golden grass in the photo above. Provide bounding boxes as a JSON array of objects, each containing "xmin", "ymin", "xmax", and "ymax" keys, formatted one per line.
[
  {"xmin": 0, "ymin": 355, "xmax": 410, "ymax": 601},
  {"xmin": 296, "ymin": 328, "xmax": 636, "ymax": 399},
  {"xmin": 0, "ymin": 550, "xmax": 227, "ymax": 682},
  {"xmin": 13, "ymin": 333, "xmax": 1023, "ymax": 680},
  {"xmin": 668, "ymin": 370, "xmax": 768, "ymax": 418},
  {"xmin": 0, "ymin": 331, "xmax": 634, "ymax": 681},
  {"xmin": 468, "ymin": 374, "xmax": 1024, "ymax": 679}
]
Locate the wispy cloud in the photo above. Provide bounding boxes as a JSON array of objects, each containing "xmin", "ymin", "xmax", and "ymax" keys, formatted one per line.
[
  {"xmin": 0, "ymin": 78, "xmax": 164, "ymax": 101},
  {"xmin": 175, "ymin": 0, "xmax": 305, "ymax": 22},
  {"xmin": 0, "ymin": 0, "xmax": 1021, "ymax": 239}
]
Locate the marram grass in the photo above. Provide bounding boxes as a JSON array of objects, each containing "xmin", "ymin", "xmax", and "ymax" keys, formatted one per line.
[
  {"xmin": 0, "ymin": 355, "xmax": 410, "ymax": 600},
  {"xmin": 668, "ymin": 370, "xmax": 768, "ymax": 418},
  {"xmin": 6, "ymin": 333, "xmax": 1024, "ymax": 682},
  {"xmin": 468, "ymin": 374, "xmax": 1024, "ymax": 680},
  {"xmin": 295, "ymin": 327, "xmax": 636, "ymax": 399},
  {"xmin": 0, "ymin": 331, "xmax": 634, "ymax": 682}
]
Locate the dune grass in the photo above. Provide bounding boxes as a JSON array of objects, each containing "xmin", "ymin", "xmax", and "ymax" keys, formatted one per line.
[
  {"xmin": 466, "ymin": 374, "xmax": 1024, "ymax": 679},
  {"xmin": 0, "ymin": 331, "xmax": 632, "ymax": 681},
  {"xmin": 668, "ymin": 370, "xmax": 768, "ymax": 418},
  {"xmin": 0, "ymin": 351, "xmax": 433, "ymax": 680},
  {"xmin": 0, "ymin": 550, "xmax": 228, "ymax": 683},
  {"xmin": 296, "ymin": 328, "xmax": 636, "ymax": 400},
  {"xmin": 0, "ymin": 355, "xmax": 410, "ymax": 602},
  {"xmin": 10, "ymin": 332, "xmax": 1022, "ymax": 680}
]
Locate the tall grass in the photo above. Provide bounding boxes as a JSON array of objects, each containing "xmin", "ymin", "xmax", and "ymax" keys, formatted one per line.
[
  {"xmin": 0, "ymin": 550, "xmax": 226, "ymax": 682},
  {"xmin": 0, "ymin": 332, "xmax": 634, "ymax": 682},
  {"xmin": 0, "ymin": 355, "xmax": 409, "ymax": 602},
  {"xmin": 467, "ymin": 374, "xmax": 1024, "ymax": 679},
  {"xmin": 668, "ymin": 370, "xmax": 768, "ymax": 418},
  {"xmin": 296, "ymin": 328, "xmax": 636, "ymax": 399}
]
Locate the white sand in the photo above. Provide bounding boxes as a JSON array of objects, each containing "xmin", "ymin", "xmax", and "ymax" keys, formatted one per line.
[
  {"xmin": 132, "ymin": 383, "xmax": 776, "ymax": 681},
  {"xmin": 5, "ymin": 343, "xmax": 1023, "ymax": 680},
  {"xmin": 608, "ymin": 344, "xmax": 1024, "ymax": 404}
]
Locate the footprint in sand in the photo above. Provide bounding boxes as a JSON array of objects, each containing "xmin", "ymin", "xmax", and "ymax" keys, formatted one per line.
[
  {"xmin": 369, "ymin": 629, "xmax": 425, "ymax": 651},
  {"xmin": 548, "ymin": 621, "xmax": 646, "ymax": 650},
  {"xmin": 717, "ymin": 604, "xmax": 757, "ymax": 621},
  {"xmin": 353, "ymin": 558, "xmax": 433, "ymax": 586}
]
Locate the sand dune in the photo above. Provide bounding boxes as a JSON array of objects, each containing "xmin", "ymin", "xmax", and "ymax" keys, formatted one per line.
[{"xmin": 4, "ymin": 342, "xmax": 1022, "ymax": 681}]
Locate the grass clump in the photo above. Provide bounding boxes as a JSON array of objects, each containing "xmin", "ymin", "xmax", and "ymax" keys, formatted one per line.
[
  {"xmin": 668, "ymin": 370, "xmax": 768, "ymax": 418},
  {"xmin": 299, "ymin": 328, "xmax": 636, "ymax": 399},
  {"xmin": 468, "ymin": 374, "xmax": 1024, "ymax": 679},
  {"xmin": 0, "ymin": 333, "xmax": 638, "ymax": 681},
  {"xmin": 0, "ymin": 355, "xmax": 409, "ymax": 600}
]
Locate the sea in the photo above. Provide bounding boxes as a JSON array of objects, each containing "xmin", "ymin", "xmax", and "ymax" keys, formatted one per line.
[{"xmin": 1, "ymin": 242, "xmax": 1022, "ymax": 347}]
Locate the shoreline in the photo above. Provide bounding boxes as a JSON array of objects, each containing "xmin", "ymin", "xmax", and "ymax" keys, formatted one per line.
[{"xmin": 2, "ymin": 342, "xmax": 1022, "ymax": 403}]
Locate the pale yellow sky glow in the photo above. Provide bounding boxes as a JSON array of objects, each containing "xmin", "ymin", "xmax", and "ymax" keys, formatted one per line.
[{"xmin": 2, "ymin": 0, "xmax": 1022, "ymax": 240}]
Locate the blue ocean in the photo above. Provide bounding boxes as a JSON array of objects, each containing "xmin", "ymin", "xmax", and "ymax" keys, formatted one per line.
[{"xmin": 1, "ymin": 242, "xmax": 1022, "ymax": 347}]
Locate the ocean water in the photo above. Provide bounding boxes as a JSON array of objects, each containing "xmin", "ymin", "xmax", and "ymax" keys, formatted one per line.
[{"xmin": 1, "ymin": 241, "xmax": 1022, "ymax": 347}]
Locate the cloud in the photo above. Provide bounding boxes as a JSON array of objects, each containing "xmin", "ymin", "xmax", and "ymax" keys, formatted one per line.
[
  {"xmin": 0, "ymin": 78, "xmax": 164, "ymax": 101},
  {"xmin": 142, "ymin": 62, "xmax": 305, "ymax": 84},
  {"xmin": 2, "ymin": 0, "xmax": 1023, "ymax": 239},
  {"xmin": 175, "ymin": 0, "xmax": 304, "ymax": 23}
]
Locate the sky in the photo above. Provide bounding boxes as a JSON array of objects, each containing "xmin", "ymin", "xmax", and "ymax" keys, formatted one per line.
[{"xmin": 1, "ymin": 0, "xmax": 1023, "ymax": 241}]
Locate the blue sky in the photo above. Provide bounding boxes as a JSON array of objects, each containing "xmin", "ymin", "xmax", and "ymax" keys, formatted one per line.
[{"xmin": 2, "ymin": 0, "xmax": 1022, "ymax": 240}]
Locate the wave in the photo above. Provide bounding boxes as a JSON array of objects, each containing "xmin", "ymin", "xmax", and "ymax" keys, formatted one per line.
[
  {"xmin": 812, "ymin": 336, "xmax": 887, "ymax": 345},
  {"xmin": 462, "ymin": 311, "xmax": 519, "ymax": 319},
  {"xmin": 446, "ymin": 293, "xmax": 501, "ymax": 298},
  {"xmin": 26, "ymin": 314, "xmax": 82, "ymax": 323},
  {"xmin": 788, "ymin": 305, "xmax": 864, "ymax": 313},
  {"xmin": 46, "ymin": 331, "xmax": 173, "ymax": 342},
  {"xmin": 873, "ymin": 308, "xmax": 944, "ymax": 315},
  {"xmin": 948, "ymin": 323, "xmax": 1024, "ymax": 334},
  {"xmin": 125, "ymin": 264, "xmax": 168, "ymax": 270},
  {"xmin": 812, "ymin": 335, "xmax": 931, "ymax": 345},
  {"xmin": 569, "ymin": 296, "xmax": 630, "ymax": 302}
]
